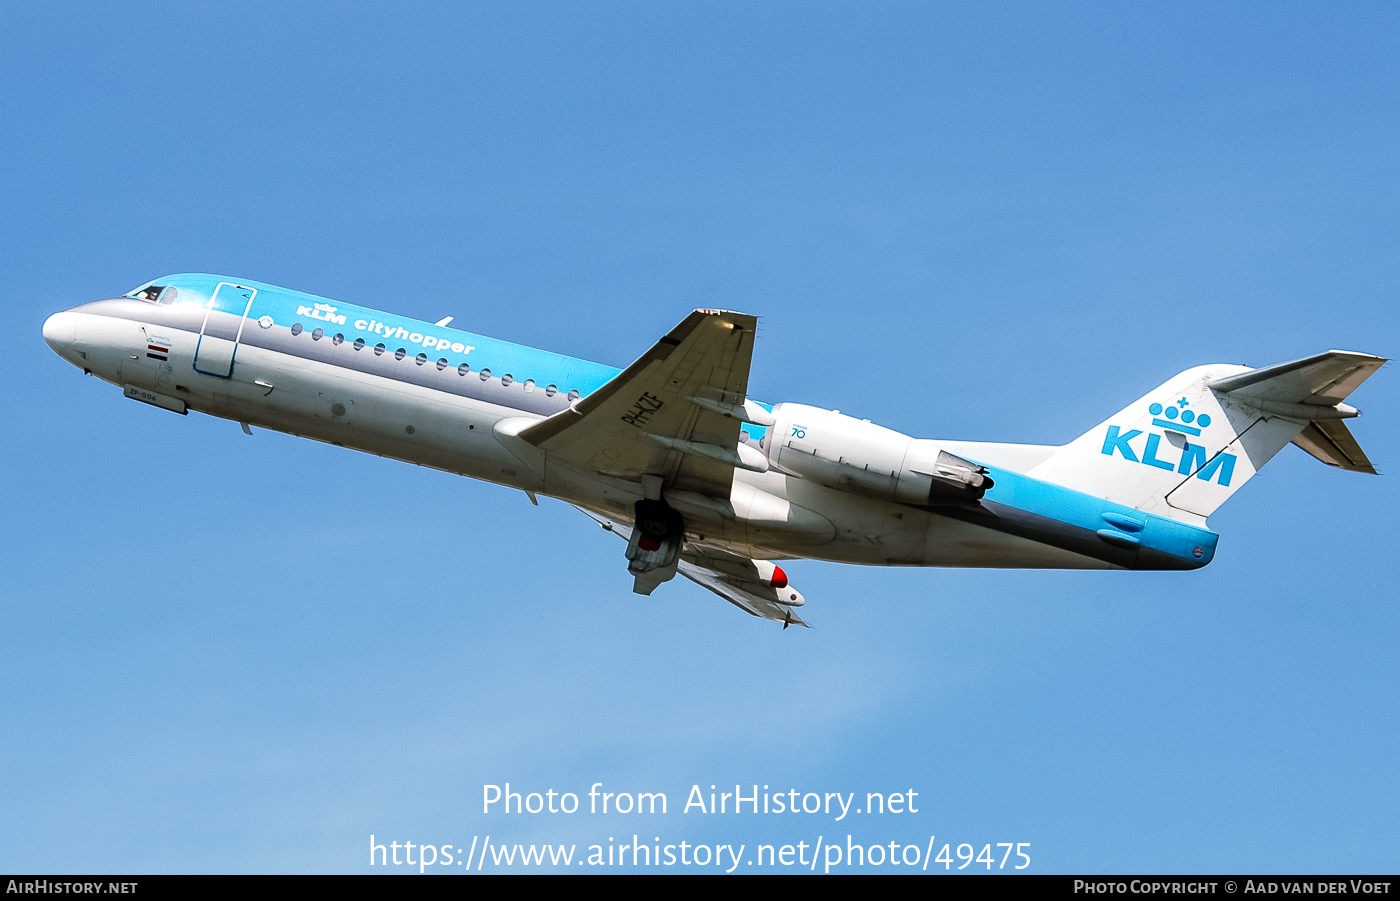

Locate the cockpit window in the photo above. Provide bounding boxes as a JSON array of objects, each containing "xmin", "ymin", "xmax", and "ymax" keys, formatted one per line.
[{"xmin": 133, "ymin": 285, "xmax": 178, "ymax": 304}]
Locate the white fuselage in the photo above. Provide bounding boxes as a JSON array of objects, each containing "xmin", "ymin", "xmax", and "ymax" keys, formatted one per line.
[{"xmin": 44, "ymin": 298, "xmax": 1109, "ymax": 572}]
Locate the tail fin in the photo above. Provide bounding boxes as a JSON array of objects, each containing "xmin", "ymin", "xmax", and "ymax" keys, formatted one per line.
[{"xmin": 1028, "ymin": 351, "xmax": 1385, "ymax": 523}]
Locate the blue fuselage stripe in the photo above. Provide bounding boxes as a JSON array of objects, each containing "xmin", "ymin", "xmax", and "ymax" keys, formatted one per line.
[{"xmin": 976, "ymin": 467, "xmax": 1218, "ymax": 567}]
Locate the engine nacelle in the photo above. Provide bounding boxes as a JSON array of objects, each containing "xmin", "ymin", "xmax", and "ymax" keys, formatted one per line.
[{"xmin": 762, "ymin": 403, "xmax": 991, "ymax": 506}]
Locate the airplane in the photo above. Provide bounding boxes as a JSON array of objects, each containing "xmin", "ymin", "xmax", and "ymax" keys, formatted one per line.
[{"xmin": 42, "ymin": 274, "xmax": 1385, "ymax": 628}]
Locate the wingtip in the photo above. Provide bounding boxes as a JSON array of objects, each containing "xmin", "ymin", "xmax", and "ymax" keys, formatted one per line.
[{"xmin": 781, "ymin": 609, "xmax": 810, "ymax": 629}]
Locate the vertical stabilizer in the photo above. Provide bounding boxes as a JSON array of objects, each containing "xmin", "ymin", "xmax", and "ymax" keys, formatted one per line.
[{"xmin": 1027, "ymin": 351, "xmax": 1384, "ymax": 523}]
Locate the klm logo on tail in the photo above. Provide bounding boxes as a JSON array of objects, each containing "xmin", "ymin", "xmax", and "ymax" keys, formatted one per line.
[{"xmin": 1101, "ymin": 398, "xmax": 1236, "ymax": 486}]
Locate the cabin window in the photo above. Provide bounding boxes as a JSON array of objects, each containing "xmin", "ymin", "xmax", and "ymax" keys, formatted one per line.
[
  {"xmin": 457, "ymin": 362, "xmax": 470, "ymax": 376},
  {"xmin": 523, "ymin": 379, "xmax": 535, "ymax": 393},
  {"xmin": 312, "ymin": 327, "xmax": 324, "ymax": 341},
  {"xmin": 291, "ymin": 323, "xmax": 304, "ymax": 336},
  {"xmin": 436, "ymin": 358, "xmax": 448, "ymax": 371},
  {"xmin": 501, "ymin": 374, "xmax": 514, "ymax": 386},
  {"xmin": 332, "ymin": 333, "xmax": 344, "ymax": 346},
  {"xmin": 374, "ymin": 343, "xmax": 386, "ymax": 355},
  {"xmin": 353, "ymin": 338, "xmax": 365, "ymax": 350},
  {"xmin": 479, "ymin": 368, "xmax": 491, "ymax": 381},
  {"xmin": 567, "ymin": 389, "xmax": 580, "ymax": 401},
  {"xmin": 415, "ymin": 353, "xmax": 428, "ymax": 365},
  {"xmin": 394, "ymin": 348, "xmax": 407, "ymax": 361},
  {"xmin": 545, "ymin": 384, "xmax": 558, "ymax": 397}
]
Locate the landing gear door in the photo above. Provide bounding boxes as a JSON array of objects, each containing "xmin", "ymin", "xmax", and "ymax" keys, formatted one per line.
[{"xmin": 193, "ymin": 282, "xmax": 257, "ymax": 378}]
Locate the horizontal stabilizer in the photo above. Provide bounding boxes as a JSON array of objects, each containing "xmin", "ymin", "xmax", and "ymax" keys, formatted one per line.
[
  {"xmin": 1292, "ymin": 419, "xmax": 1379, "ymax": 474},
  {"xmin": 1208, "ymin": 350, "xmax": 1385, "ymax": 477},
  {"xmin": 1207, "ymin": 350, "xmax": 1385, "ymax": 407}
]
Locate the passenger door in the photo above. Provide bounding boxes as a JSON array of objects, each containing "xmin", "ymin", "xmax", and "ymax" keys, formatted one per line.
[{"xmin": 193, "ymin": 282, "xmax": 257, "ymax": 378}]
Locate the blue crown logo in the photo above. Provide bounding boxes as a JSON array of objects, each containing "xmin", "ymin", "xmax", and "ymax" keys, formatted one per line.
[
  {"xmin": 1102, "ymin": 397, "xmax": 1235, "ymax": 485},
  {"xmin": 1148, "ymin": 398, "xmax": 1210, "ymax": 436}
]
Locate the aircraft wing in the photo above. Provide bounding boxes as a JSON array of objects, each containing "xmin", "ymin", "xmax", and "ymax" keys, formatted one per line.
[
  {"xmin": 517, "ymin": 309, "xmax": 766, "ymax": 498},
  {"xmin": 575, "ymin": 507, "xmax": 808, "ymax": 628},
  {"xmin": 678, "ymin": 546, "xmax": 809, "ymax": 628}
]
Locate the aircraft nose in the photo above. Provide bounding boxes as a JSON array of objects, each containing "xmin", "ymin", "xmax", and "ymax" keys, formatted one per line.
[{"xmin": 43, "ymin": 310, "xmax": 79, "ymax": 356}]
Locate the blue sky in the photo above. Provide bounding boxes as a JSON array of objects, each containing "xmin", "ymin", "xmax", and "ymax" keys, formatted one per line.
[{"xmin": 2, "ymin": 2, "xmax": 1396, "ymax": 874}]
